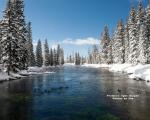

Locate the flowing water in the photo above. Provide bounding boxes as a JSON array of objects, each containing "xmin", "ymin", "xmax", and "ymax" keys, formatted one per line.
[{"xmin": 0, "ymin": 65, "xmax": 150, "ymax": 120}]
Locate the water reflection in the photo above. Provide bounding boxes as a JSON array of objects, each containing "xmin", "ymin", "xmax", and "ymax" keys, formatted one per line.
[{"xmin": 0, "ymin": 66, "xmax": 150, "ymax": 120}]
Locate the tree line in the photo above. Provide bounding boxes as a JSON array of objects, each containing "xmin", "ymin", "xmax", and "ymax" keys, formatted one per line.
[
  {"xmin": 36, "ymin": 40, "xmax": 64, "ymax": 67},
  {"xmin": 88, "ymin": 1, "xmax": 150, "ymax": 65},
  {"xmin": 67, "ymin": 52, "xmax": 86, "ymax": 65},
  {"xmin": 0, "ymin": 0, "xmax": 64, "ymax": 74}
]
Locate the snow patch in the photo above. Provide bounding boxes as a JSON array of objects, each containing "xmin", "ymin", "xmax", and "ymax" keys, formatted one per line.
[
  {"xmin": 81, "ymin": 63, "xmax": 150, "ymax": 82},
  {"xmin": 82, "ymin": 64, "xmax": 109, "ymax": 68}
]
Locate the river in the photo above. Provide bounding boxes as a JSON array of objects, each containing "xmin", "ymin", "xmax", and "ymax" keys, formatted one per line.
[{"xmin": 0, "ymin": 65, "xmax": 150, "ymax": 120}]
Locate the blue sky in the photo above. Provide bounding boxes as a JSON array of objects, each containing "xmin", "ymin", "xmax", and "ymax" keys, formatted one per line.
[{"xmin": 0, "ymin": 0, "xmax": 148, "ymax": 58}]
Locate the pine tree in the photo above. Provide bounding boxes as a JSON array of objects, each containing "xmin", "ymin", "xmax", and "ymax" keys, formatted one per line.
[
  {"xmin": 128, "ymin": 7, "xmax": 138, "ymax": 64},
  {"xmin": 56, "ymin": 44, "xmax": 61, "ymax": 65},
  {"xmin": 1, "ymin": 0, "xmax": 20, "ymax": 74},
  {"xmin": 136, "ymin": 1, "xmax": 148, "ymax": 64},
  {"xmin": 49, "ymin": 48, "xmax": 53, "ymax": 66},
  {"xmin": 36, "ymin": 40, "xmax": 43, "ymax": 67},
  {"xmin": 26, "ymin": 22, "xmax": 35, "ymax": 66},
  {"xmin": 60, "ymin": 48, "xmax": 64, "ymax": 65},
  {"xmin": 53, "ymin": 48, "xmax": 57, "ymax": 66},
  {"xmin": 113, "ymin": 20, "xmax": 125, "ymax": 63},
  {"xmin": 100, "ymin": 26, "xmax": 110, "ymax": 64},
  {"xmin": 14, "ymin": 0, "xmax": 28, "ymax": 70},
  {"xmin": 91, "ymin": 45, "xmax": 99, "ymax": 64},
  {"xmin": 138, "ymin": 23, "xmax": 149, "ymax": 64},
  {"xmin": 75, "ymin": 52, "xmax": 80, "ymax": 65},
  {"xmin": 44, "ymin": 39, "xmax": 50, "ymax": 66},
  {"xmin": 145, "ymin": 2, "xmax": 150, "ymax": 63},
  {"xmin": 124, "ymin": 22, "xmax": 130, "ymax": 63},
  {"xmin": 136, "ymin": 0, "xmax": 145, "ymax": 31},
  {"xmin": 107, "ymin": 39, "xmax": 113, "ymax": 64}
]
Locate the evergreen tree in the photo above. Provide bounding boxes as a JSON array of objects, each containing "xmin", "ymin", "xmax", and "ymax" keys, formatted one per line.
[
  {"xmin": 60, "ymin": 48, "xmax": 64, "ymax": 65},
  {"xmin": 107, "ymin": 39, "xmax": 113, "ymax": 64},
  {"xmin": 49, "ymin": 48, "xmax": 53, "ymax": 66},
  {"xmin": 113, "ymin": 20, "xmax": 125, "ymax": 63},
  {"xmin": 91, "ymin": 45, "xmax": 99, "ymax": 64},
  {"xmin": 128, "ymin": 7, "xmax": 138, "ymax": 64},
  {"xmin": 145, "ymin": 2, "xmax": 150, "ymax": 63},
  {"xmin": 1, "ymin": 0, "xmax": 20, "ymax": 74},
  {"xmin": 75, "ymin": 52, "xmax": 81, "ymax": 65},
  {"xmin": 44, "ymin": 39, "xmax": 50, "ymax": 66},
  {"xmin": 138, "ymin": 23, "xmax": 149, "ymax": 64},
  {"xmin": 124, "ymin": 22, "xmax": 130, "ymax": 63},
  {"xmin": 14, "ymin": 0, "xmax": 28, "ymax": 70},
  {"xmin": 36, "ymin": 40, "xmax": 43, "ymax": 67},
  {"xmin": 136, "ymin": 1, "xmax": 147, "ymax": 64},
  {"xmin": 53, "ymin": 48, "xmax": 57, "ymax": 66},
  {"xmin": 26, "ymin": 22, "xmax": 35, "ymax": 66},
  {"xmin": 100, "ymin": 26, "xmax": 110, "ymax": 64},
  {"xmin": 56, "ymin": 44, "xmax": 61, "ymax": 65}
]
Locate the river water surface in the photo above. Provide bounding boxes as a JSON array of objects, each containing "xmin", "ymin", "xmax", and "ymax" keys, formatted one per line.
[{"xmin": 0, "ymin": 65, "xmax": 150, "ymax": 120}]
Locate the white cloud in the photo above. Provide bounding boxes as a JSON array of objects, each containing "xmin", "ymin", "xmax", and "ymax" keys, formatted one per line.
[{"xmin": 62, "ymin": 37, "xmax": 99, "ymax": 46}]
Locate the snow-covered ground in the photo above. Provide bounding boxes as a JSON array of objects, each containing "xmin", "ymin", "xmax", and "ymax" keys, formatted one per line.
[
  {"xmin": 81, "ymin": 63, "xmax": 150, "ymax": 82},
  {"xmin": 63, "ymin": 63, "xmax": 75, "ymax": 66},
  {"xmin": 0, "ymin": 66, "xmax": 56, "ymax": 82},
  {"xmin": 0, "ymin": 72, "xmax": 23, "ymax": 82},
  {"xmin": 109, "ymin": 64, "xmax": 150, "ymax": 81},
  {"xmin": 82, "ymin": 63, "xmax": 109, "ymax": 68}
]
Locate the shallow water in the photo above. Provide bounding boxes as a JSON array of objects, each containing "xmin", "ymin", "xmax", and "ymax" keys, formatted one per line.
[{"xmin": 0, "ymin": 66, "xmax": 150, "ymax": 120}]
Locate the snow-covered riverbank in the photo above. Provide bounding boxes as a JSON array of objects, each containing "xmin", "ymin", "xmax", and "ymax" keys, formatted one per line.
[
  {"xmin": 0, "ymin": 63, "xmax": 150, "ymax": 83},
  {"xmin": 82, "ymin": 63, "xmax": 150, "ymax": 82},
  {"xmin": 0, "ymin": 66, "xmax": 57, "ymax": 82}
]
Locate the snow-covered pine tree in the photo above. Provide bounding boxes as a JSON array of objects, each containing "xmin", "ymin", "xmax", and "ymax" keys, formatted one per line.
[
  {"xmin": 113, "ymin": 20, "xmax": 125, "ymax": 63},
  {"xmin": 145, "ymin": 2, "xmax": 150, "ymax": 64},
  {"xmin": 56, "ymin": 44, "xmax": 61, "ymax": 65},
  {"xmin": 111, "ymin": 30, "xmax": 115, "ymax": 64},
  {"xmin": 87, "ymin": 48, "xmax": 92, "ymax": 64},
  {"xmin": 75, "ymin": 52, "xmax": 80, "ymax": 65},
  {"xmin": 1, "ymin": 0, "xmax": 20, "ymax": 74},
  {"xmin": 60, "ymin": 48, "xmax": 64, "ymax": 65},
  {"xmin": 138, "ymin": 22, "xmax": 149, "ymax": 64},
  {"xmin": 128, "ymin": 7, "xmax": 138, "ymax": 64},
  {"xmin": 49, "ymin": 48, "xmax": 53, "ymax": 66},
  {"xmin": 44, "ymin": 39, "xmax": 50, "ymax": 66},
  {"xmin": 107, "ymin": 39, "xmax": 113, "ymax": 64},
  {"xmin": 100, "ymin": 26, "xmax": 110, "ymax": 64},
  {"xmin": 53, "ymin": 48, "xmax": 57, "ymax": 66},
  {"xmin": 124, "ymin": 22, "xmax": 130, "ymax": 63},
  {"xmin": 91, "ymin": 45, "xmax": 99, "ymax": 64},
  {"xmin": 14, "ymin": 0, "xmax": 28, "ymax": 70},
  {"xmin": 26, "ymin": 22, "xmax": 35, "ymax": 66},
  {"xmin": 136, "ymin": 1, "xmax": 148, "ymax": 64},
  {"xmin": 36, "ymin": 40, "xmax": 43, "ymax": 67}
]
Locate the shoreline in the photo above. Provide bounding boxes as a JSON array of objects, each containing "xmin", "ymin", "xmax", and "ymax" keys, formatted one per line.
[
  {"xmin": 82, "ymin": 63, "xmax": 150, "ymax": 82},
  {"xmin": 0, "ymin": 63, "xmax": 150, "ymax": 83},
  {"xmin": 0, "ymin": 66, "xmax": 59, "ymax": 83}
]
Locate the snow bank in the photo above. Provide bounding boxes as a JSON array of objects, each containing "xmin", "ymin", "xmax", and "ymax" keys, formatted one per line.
[
  {"xmin": 64, "ymin": 63, "xmax": 75, "ymax": 66},
  {"xmin": 0, "ymin": 66, "xmax": 56, "ymax": 82},
  {"xmin": 0, "ymin": 72, "xmax": 10, "ymax": 81},
  {"xmin": 82, "ymin": 64, "xmax": 109, "ymax": 68},
  {"xmin": 109, "ymin": 64, "xmax": 132, "ymax": 72},
  {"xmin": 24, "ymin": 66, "xmax": 56, "ymax": 75},
  {"xmin": 0, "ymin": 72, "xmax": 23, "ymax": 82},
  {"xmin": 81, "ymin": 63, "xmax": 150, "ymax": 82},
  {"xmin": 109, "ymin": 64, "xmax": 150, "ymax": 82}
]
